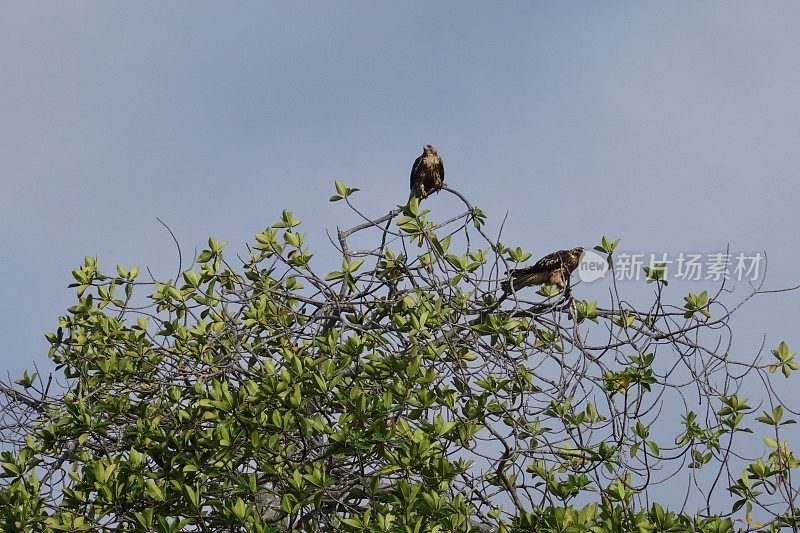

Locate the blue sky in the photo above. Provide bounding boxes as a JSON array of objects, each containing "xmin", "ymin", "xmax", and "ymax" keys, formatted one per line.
[{"xmin": 2, "ymin": 2, "xmax": 799, "ymax": 428}]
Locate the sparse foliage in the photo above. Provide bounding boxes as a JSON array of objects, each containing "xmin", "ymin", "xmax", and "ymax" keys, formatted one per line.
[{"xmin": 1, "ymin": 185, "xmax": 798, "ymax": 532}]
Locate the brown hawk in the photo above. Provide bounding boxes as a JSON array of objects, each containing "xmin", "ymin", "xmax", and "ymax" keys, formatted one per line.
[
  {"xmin": 502, "ymin": 247, "xmax": 585, "ymax": 292},
  {"xmin": 410, "ymin": 144, "xmax": 445, "ymax": 199}
]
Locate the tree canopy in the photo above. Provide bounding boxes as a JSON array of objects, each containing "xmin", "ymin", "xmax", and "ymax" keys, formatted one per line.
[{"xmin": 1, "ymin": 184, "xmax": 798, "ymax": 532}]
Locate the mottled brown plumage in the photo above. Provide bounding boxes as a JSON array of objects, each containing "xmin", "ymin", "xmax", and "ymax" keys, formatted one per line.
[
  {"xmin": 502, "ymin": 247, "xmax": 585, "ymax": 292},
  {"xmin": 410, "ymin": 145, "xmax": 445, "ymax": 199}
]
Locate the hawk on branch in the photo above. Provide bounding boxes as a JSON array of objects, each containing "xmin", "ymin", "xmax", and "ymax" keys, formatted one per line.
[
  {"xmin": 410, "ymin": 144, "xmax": 445, "ymax": 199},
  {"xmin": 502, "ymin": 247, "xmax": 585, "ymax": 293}
]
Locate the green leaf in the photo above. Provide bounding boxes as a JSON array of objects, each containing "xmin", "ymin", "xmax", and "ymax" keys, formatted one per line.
[
  {"xmin": 595, "ymin": 235, "xmax": 620, "ymax": 255},
  {"xmin": 231, "ymin": 497, "xmax": 246, "ymax": 520},
  {"xmin": 145, "ymin": 479, "xmax": 164, "ymax": 501},
  {"xmin": 331, "ymin": 180, "xmax": 360, "ymax": 202},
  {"xmin": 407, "ymin": 196, "xmax": 420, "ymax": 216},
  {"xmin": 273, "ymin": 210, "xmax": 302, "ymax": 228},
  {"xmin": 134, "ymin": 509, "xmax": 154, "ymax": 529}
]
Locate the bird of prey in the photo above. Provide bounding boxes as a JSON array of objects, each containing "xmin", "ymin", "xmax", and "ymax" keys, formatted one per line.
[
  {"xmin": 410, "ymin": 144, "xmax": 445, "ymax": 199},
  {"xmin": 502, "ymin": 247, "xmax": 585, "ymax": 292}
]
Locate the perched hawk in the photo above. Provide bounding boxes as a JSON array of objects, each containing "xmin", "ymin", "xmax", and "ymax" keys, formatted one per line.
[
  {"xmin": 410, "ymin": 145, "xmax": 445, "ymax": 199},
  {"xmin": 502, "ymin": 247, "xmax": 585, "ymax": 292}
]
